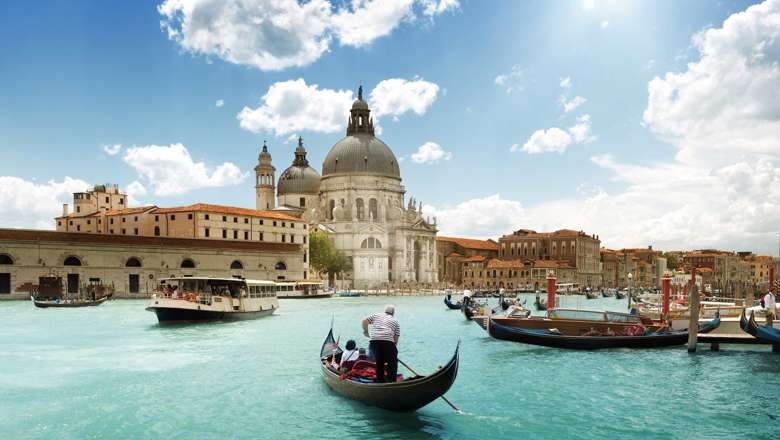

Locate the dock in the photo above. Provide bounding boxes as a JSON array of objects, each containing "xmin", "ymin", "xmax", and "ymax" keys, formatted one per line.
[{"xmin": 696, "ymin": 333, "xmax": 780, "ymax": 352}]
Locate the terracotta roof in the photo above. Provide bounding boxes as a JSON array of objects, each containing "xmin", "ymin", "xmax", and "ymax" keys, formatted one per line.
[
  {"xmin": 487, "ymin": 259, "xmax": 523, "ymax": 269},
  {"xmin": 0, "ymin": 228, "xmax": 301, "ymax": 253},
  {"xmin": 463, "ymin": 255, "xmax": 487, "ymax": 262},
  {"xmin": 447, "ymin": 252, "xmax": 463, "ymax": 258},
  {"xmin": 154, "ymin": 203, "xmax": 301, "ymax": 221},
  {"xmin": 436, "ymin": 236, "xmax": 497, "ymax": 251},
  {"xmin": 503, "ymin": 229, "xmax": 593, "ymax": 239}
]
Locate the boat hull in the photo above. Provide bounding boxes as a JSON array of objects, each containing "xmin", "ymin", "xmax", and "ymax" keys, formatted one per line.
[
  {"xmin": 278, "ymin": 293, "xmax": 333, "ymax": 299},
  {"xmin": 147, "ymin": 305, "xmax": 275, "ymax": 324},
  {"xmin": 32, "ymin": 296, "xmax": 108, "ymax": 308},
  {"xmin": 444, "ymin": 297, "xmax": 462, "ymax": 310}
]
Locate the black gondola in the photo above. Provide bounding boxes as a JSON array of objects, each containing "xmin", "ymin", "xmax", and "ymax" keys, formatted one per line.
[
  {"xmin": 444, "ymin": 295, "xmax": 462, "ymax": 310},
  {"xmin": 615, "ymin": 291, "xmax": 627, "ymax": 300},
  {"xmin": 462, "ymin": 297, "xmax": 478, "ymax": 320},
  {"xmin": 487, "ymin": 315, "xmax": 721, "ymax": 350},
  {"xmin": 534, "ymin": 296, "xmax": 547, "ymax": 311},
  {"xmin": 319, "ymin": 328, "xmax": 459, "ymax": 412},
  {"xmin": 586, "ymin": 291, "xmax": 599, "ymax": 300},
  {"xmin": 741, "ymin": 309, "xmax": 780, "ymax": 344},
  {"xmin": 31, "ymin": 296, "xmax": 108, "ymax": 308}
]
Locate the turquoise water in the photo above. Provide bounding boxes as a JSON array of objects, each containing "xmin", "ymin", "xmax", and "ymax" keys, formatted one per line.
[{"xmin": 1, "ymin": 295, "xmax": 778, "ymax": 440}]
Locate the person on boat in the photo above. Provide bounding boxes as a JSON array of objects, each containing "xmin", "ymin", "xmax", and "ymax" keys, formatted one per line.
[
  {"xmin": 362, "ymin": 305, "xmax": 400, "ymax": 383},
  {"xmin": 763, "ymin": 290, "xmax": 776, "ymax": 326},
  {"xmin": 340, "ymin": 340, "xmax": 360, "ymax": 371}
]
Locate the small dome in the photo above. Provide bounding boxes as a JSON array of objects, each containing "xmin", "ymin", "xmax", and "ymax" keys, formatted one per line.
[
  {"xmin": 322, "ymin": 134, "xmax": 400, "ymax": 178},
  {"xmin": 278, "ymin": 165, "xmax": 321, "ymax": 195}
]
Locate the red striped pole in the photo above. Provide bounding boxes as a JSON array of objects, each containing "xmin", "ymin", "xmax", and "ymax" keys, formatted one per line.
[
  {"xmin": 547, "ymin": 271, "xmax": 556, "ymax": 309},
  {"xmin": 661, "ymin": 273, "xmax": 671, "ymax": 319}
]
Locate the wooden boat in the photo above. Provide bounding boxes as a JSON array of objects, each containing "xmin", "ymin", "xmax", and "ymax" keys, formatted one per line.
[
  {"xmin": 472, "ymin": 308, "xmax": 667, "ymax": 333},
  {"xmin": 32, "ymin": 296, "xmax": 108, "ymax": 308},
  {"xmin": 444, "ymin": 295, "xmax": 462, "ymax": 310},
  {"xmin": 615, "ymin": 291, "xmax": 627, "ymax": 300},
  {"xmin": 741, "ymin": 310, "xmax": 780, "ymax": 344},
  {"xmin": 462, "ymin": 297, "xmax": 478, "ymax": 320},
  {"xmin": 487, "ymin": 315, "xmax": 721, "ymax": 349},
  {"xmin": 534, "ymin": 296, "xmax": 547, "ymax": 311},
  {"xmin": 319, "ymin": 328, "xmax": 459, "ymax": 412},
  {"xmin": 601, "ymin": 289, "xmax": 614, "ymax": 298},
  {"xmin": 586, "ymin": 291, "xmax": 599, "ymax": 300}
]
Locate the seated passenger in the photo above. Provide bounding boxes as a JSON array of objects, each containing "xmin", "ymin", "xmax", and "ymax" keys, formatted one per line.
[{"xmin": 340, "ymin": 340, "xmax": 360, "ymax": 370}]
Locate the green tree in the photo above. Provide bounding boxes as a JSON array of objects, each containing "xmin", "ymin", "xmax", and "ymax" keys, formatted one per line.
[
  {"xmin": 309, "ymin": 231, "xmax": 352, "ymax": 285},
  {"xmin": 662, "ymin": 252, "xmax": 679, "ymax": 270}
]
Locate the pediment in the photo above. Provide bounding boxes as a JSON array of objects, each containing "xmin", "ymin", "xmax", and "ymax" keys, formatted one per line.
[
  {"xmin": 357, "ymin": 223, "xmax": 387, "ymax": 234},
  {"xmin": 410, "ymin": 219, "xmax": 436, "ymax": 232}
]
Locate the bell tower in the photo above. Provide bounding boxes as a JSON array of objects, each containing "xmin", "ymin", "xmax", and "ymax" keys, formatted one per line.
[{"xmin": 255, "ymin": 141, "xmax": 276, "ymax": 210}]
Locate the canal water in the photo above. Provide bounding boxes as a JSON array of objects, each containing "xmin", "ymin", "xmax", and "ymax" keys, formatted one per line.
[{"xmin": 1, "ymin": 295, "xmax": 778, "ymax": 439}]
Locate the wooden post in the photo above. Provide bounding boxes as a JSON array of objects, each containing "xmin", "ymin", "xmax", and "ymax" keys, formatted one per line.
[
  {"xmin": 688, "ymin": 268, "xmax": 700, "ymax": 353},
  {"xmin": 661, "ymin": 274, "xmax": 671, "ymax": 320},
  {"xmin": 546, "ymin": 271, "xmax": 556, "ymax": 309}
]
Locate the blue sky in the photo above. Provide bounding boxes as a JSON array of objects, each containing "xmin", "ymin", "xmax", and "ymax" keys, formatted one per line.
[{"xmin": 2, "ymin": 0, "xmax": 779, "ymax": 254}]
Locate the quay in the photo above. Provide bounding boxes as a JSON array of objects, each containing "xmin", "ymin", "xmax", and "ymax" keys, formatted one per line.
[{"xmin": 697, "ymin": 333, "xmax": 780, "ymax": 352}]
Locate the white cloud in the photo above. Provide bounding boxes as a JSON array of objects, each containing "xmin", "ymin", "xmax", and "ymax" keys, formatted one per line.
[
  {"xmin": 568, "ymin": 114, "xmax": 596, "ymax": 143},
  {"xmin": 600, "ymin": 20, "xmax": 609, "ymax": 29},
  {"xmin": 0, "ymin": 176, "xmax": 90, "ymax": 229},
  {"xmin": 494, "ymin": 65, "xmax": 524, "ymax": 93},
  {"xmin": 559, "ymin": 77, "xmax": 572, "ymax": 89},
  {"xmin": 102, "ymin": 144, "xmax": 122, "ymax": 155},
  {"xmin": 509, "ymin": 143, "xmax": 519, "ymax": 152},
  {"xmin": 238, "ymin": 79, "xmax": 354, "ymax": 136},
  {"xmin": 125, "ymin": 180, "xmax": 148, "ymax": 206},
  {"xmin": 520, "ymin": 127, "xmax": 573, "ymax": 154},
  {"xmin": 642, "ymin": 0, "xmax": 780, "ymax": 167},
  {"xmin": 215, "ymin": 99, "xmax": 224, "ymax": 108},
  {"xmin": 369, "ymin": 78, "xmax": 440, "ymax": 118},
  {"xmin": 239, "ymin": 77, "xmax": 439, "ymax": 136},
  {"xmin": 123, "ymin": 143, "xmax": 247, "ymax": 197},
  {"xmin": 158, "ymin": 0, "xmax": 457, "ymax": 71},
  {"xmin": 560, "ymin": 95, "xmax": 586, "ymax": 112},
  {"xmin": 583, "ymin": 0, "xmax": 595, "ymax": 10},
  {"xmin": 410, "ymin": 142, "xmax": 452, "ymax": 164},
  {"xmin": 424, "ymin": 194, "xmax": 527, "ymax": 239}
]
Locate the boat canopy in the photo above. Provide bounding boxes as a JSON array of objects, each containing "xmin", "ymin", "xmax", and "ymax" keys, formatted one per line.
[{"xmin": 547, "ymin": 309, "xmax": 642, "ymax": 324}]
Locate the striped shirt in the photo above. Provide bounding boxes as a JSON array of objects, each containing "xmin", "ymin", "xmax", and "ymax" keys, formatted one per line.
[{"xmin": 366, "ymin": 312, "xmax": 400, "ymax": 343}]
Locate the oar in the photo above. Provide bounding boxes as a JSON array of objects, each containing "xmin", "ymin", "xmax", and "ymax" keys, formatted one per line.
[{"xmin": 397, "ymin": 358, "xmax": 461, "ymax": 414}]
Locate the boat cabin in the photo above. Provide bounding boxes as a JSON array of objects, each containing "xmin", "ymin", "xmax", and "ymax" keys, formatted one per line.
[
  {"xmin": 158, "ymin": 277, "xmax": 278, "ymax": 300},
  {"xmin": 547, "ymin": 308, "xmax": 645, "ymax": 325}
]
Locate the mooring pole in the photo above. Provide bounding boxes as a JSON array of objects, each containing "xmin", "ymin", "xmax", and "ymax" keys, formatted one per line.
[
  {"xmin": 661, "ymin": 273, "xmax": 671, "ymax": 321},
  {"xmin": 547, "ymin": 271, "xmax": 556, "ymax": 309},
  {"xmin": 687, "ymin": 267, "xmax": 699, "ymax": 353}
]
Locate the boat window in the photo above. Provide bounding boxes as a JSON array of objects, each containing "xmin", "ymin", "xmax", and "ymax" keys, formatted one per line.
[
  {"xmin": 605, "ymin": 312, "xmax": 641, "ymax": 324},
  {"xmin": 548, "ymin": 309, "xmax": 606, "ymax": 321}
]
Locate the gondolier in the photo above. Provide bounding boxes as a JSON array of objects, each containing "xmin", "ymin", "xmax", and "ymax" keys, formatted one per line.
[{"xmin": 362, "ymin": 305, "xmax": 400, "ymax": 383}]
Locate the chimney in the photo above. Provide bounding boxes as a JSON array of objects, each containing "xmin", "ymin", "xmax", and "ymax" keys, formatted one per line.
[{"xmin": 62, "ymin": 203, "xmax": 69, "ymax": 216}]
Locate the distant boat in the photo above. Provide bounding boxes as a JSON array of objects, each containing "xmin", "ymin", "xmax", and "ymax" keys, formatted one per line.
[
  {"xmin": 444, "ymin": 295, "xmax": 462, "ymax": 310},
  {"xmin": 615, "ymin": 290, "xmax": 627, "ymax": 300},
  {"xmin": 276, "ymin": 281, "xmax": 332, "ymax": 299},
  {"xmin": 32, "ymin": 296, "xmax": 108, "ymax": 308},
  {"xmin": 602, "ymin": 289, "xmax": 614, "ymax": 298},
  {"xmin": 319, "ymin": 328, "xmax": 459, "ymax": 412},
  {"xmin": 487, "ymin": 315, "xmax": 720, "ymax": 350},
  {"xmin": 338, "ymin": 291, "xmax": 361, "ymax": 298},
  {"xmin": 31, "ymin": 276, "xmax": 111, "ymax": 309},
  {"xmin": 586, "ymin": 291, "xmax": 599, "ymax": 300}
]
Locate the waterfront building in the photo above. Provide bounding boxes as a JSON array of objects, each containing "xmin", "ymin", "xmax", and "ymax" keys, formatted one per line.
[
  {"xmin": 0, "ymin": 228, "xmax": 303, "ymax": 300},
  {"xmin": 461, "ymin": 258, "xmax": 576, "ymax": 290},
  {"xmin": 683, "ymin": 250, "xmax": 752, "ymax": 290},
  {"xmin": 436, "ymin": 236, "xmax": 498, "ymax": 286},
  {"xmin": 276, "ymin": 88, "xmax": 438, "ymax": 288},
  {"xmin": 497, "ymin": 229, "xmax": 601, "ymax": 288}
]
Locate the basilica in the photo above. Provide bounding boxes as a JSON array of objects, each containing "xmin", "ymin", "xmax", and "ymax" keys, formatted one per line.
[{"xmin": 257, "ymin": 88, "xmax": 438, "ymax": 288}]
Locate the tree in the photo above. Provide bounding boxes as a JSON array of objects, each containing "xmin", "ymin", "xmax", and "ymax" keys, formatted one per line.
[
  {"xmin": 662, "ymin": 252, "xmax": 679, "ymax": 270},
  {"xmin": 309, "ymin": 231, "xmax": 352, "ymax": 286}
]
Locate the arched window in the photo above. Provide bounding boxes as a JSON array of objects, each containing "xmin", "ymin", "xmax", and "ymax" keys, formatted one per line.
[
  {"xmin": 275, "ymin": 261, "xmax": 287, "ymax": 271},
  {"xmin": 356, "ymin": 198, "xmax": 365, "ymax": 220},
  {"xmin": 360, "ymin": 237, "xmax": 382, "ymax": 249},
  {"xmin": 328, "ymin": 200, "xmax": 336, "ymax": 220},
  {"xmin": 0, "ymin": 254, "xmax": 13, "ymax": 265},
  {"xmin": 180, "ymin": 258, "xmax": 195, "ymax": 268},
  {"xmin": 369, "ymin": 198, "xmax": 378, "ymax": 220},
  {"xmin": 125, "ymin": 257, "xmax": 142, "ymax": 267},
  {"xmin": 63, "ymin": 256, "xmax": 82, "ymax": 266},
  {"xmin": 230, "ymin": 260, "xmax": 243, "ymax": 270}
]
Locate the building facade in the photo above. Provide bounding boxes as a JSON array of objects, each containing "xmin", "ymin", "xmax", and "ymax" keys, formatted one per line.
[
  {"xmin": 0, "ymin": 229, "xmax": 304, "ymax": 299},
  {"xmin": 436, "ymin": 236, "xmax": 498, "ymax": 286}
]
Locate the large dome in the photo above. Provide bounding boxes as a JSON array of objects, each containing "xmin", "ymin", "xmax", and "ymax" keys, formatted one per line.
[
  {"xmin": 277, "ymin": 137, "xmax": 321, "ymax": 195},
  {"xmin": 322, "ymin": 134, "xmax": 400, "ymax": 178}
]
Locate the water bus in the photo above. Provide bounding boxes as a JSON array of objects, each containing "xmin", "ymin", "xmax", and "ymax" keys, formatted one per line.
[
  {"xmin": 276, "ymin": 281, "xmax": 331, "ymax": 299},
  {"xmin": 146, "ymin": 277, "xmax": 279, "ymax": 324}
]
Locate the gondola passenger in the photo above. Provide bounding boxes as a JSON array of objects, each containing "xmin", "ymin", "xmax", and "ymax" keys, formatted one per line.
[{"xmin": 340, "ymin": 340, "xmax": 360, "ymax": 371}]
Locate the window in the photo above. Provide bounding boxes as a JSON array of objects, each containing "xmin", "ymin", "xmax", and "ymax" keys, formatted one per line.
[
  {"xmin": 110, "ymin": 229, "xmax": 114, "ymax": 234},
  {"xmin": 282, "ymin": 234, "xmax": 286, "ymax": 243},
  {"xmin": 360, "ymin": 237, "xmax": 382, "ymax": 249},
  {"xmin": 290, "ymin": 235, "xmax": 295, "ymax": 243},
  {"xmin": 188, "ymin": 213, "xmax": 193, "ymax": 220},
  {"xmin": 222, "ymin": 216, "xmax": 227, "ymax": 222},
  {"xmin": 105, "ymin": 196, "xmax": 109, "ymax": 203},
  {"xmin": 154, "ymin": 226, "xmax": 160, "ymax": 236},
  {"xmin": 125, "ymin": 257, "xmax": 142, "ymax": 267},
  {"xmin": 87, "ymin": 220, "xmax": 91, "ymax": 225},
  {"xmin": 233, "ymin": 230, "xmax": 238, "ymax": 239},
  {"xmin": 205, "ymin": 228, "xmax": 210, "ymax": 237},
  {"xmin": 205, "ymin": 214, "xmax": 210, "ymax": 220},
  {"xmin": 290, "ymin": 223, "xmax": 294, "ymax": 229},
  {"xmin": 222, "ymin": 229, "xmax": 227, "ymax": 238},
  {"xmin": 356, "ymin": 198, "xmax": 365, "ymax": 220},
  {"xmin": 155, "ymin": 215, "xmax": 159, "ymax": 222},
  {"xmin": 303, "ymin": 236, "xmax": 307, "ymax": 244},
  {"xmin": 77, "ymin": 206, "xmax": 80, "ymax": 213},
  {"xmin": 180, "ymin": 259, "xmax": 195, "ymax": 268},
  {"xmin": 170, "ymin": 215, "xmax": 175, "ymax": 220},
  {"xmin": 134, "ymin": 216, "xmax": 138, "ymax": 221},
  {"xmin": 63, "ymin": 256, "xmax": 82, "ymax": 266},
  {"xmin": 110, "ymin": 218, "xmax": 114, "ymax": 224},
  {"xmin": 244, "ymin": 231, "xmax": 249, "ymax": 240},
  {"xmin": 76, "ymin": 225, "xmax": 81, "ymax": 231},
  {"xmin": 369, "ymin": 198, "xmax": 378, "ymax": 220},
  {"xmin": 122, "ymin": 217, "xmax": 126, "ymax": 223},
  {"xmin": 300, "ymin": 197, "xmax": 305, "ymax": 207},
  {"xmin": 303, "ymin": 224, "xmax": 307, "ymax": 230},
  {"xmin": 134, "ymin": 228, "xmax": 138, "ymax": 235},
  {"xmin": 273, "ymin": 221, "xmax": 277, "ymax": 227},
  {"xmin": 244, "ymin": 218, "xmax": 248, "ymax": 224},
  {"xmin": 0, "ymin": 254, "xmax": 14, "ymax": 265},
  {"xmin": 303, "ymin": 251, "xmax": 307, "ymax": 263},
  {"xmin": 282, "ymin": 222, "xmax": 286, "ymax": 227},
  {"xmin": 328, "ymin": 199, "xmax": 335, "ymax": 219},
  {"xmin": 121, "ymin": 228, "xmax": 126, "ymax": 234},
  {"xmin": 230, "ymin": 260, "xmax": 243, "ymax": 270},
  {"xmin": 259, "ymin": 220, "xmax": 264, "ymax": 226},
  {"xmin": 234, "ymin": 217, "xmax": 238, "ymax": 223},
  {"xmin": 259, "ymin": 233, "xmax": 264, "ymax": 241},
  {"xmin": 119, "ymin": 198, "xmax": 124, "ymax": 205},
  {"xmin": 275, "ymin": 261, "xmax": 287, "ymax": 270},
  {"xmin": 57, "ymin": 221, "xmax": 61, "ymax": 226}
]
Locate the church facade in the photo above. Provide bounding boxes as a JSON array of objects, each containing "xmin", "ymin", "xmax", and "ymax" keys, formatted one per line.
[{"xmin": 260, "ymin": 88, "xmax": 438, "ymax": 288}]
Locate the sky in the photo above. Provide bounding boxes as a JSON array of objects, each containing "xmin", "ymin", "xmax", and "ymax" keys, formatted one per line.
[{"xmin": 2, "ymin": 0, "xmax": 780, "ymax": 255}]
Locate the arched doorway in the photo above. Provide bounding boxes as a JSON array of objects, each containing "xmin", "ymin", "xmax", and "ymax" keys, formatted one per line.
[
  {"xmin": 0, "ymin": 254, "xmax": 12, "ymax": 294},
  {"xmin": 180, "ymin": 258, "xmax": 195, "ymax": 269},
  {"xmin": 63, "ymin": 256, "xmax": 82, "ymax": 294},
  {"xmin": 126, "ymin": 257, "xmax": 142, "ymax": 294}
]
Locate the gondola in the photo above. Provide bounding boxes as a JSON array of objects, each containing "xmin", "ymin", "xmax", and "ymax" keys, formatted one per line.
[
  {"xmin": 444, "ymin": 295, "xmax": 462, "ymax": 310},
  {"xmin": 615, "ymin": 291, "xmax": 627, "ymax": 300},
  {"xmin": 486, "ymin": 315, "xmax": 721, "ymax": 350},
  {"xmin": 601, "ymin": 290, "xmax": 614, "ymax": 298},
  {"xmin": 319, "ymin": 329, "xmax": 459, "ymax": 412},
  {"xmin": 534, "ymin": 296, "xmax": 547, "ymax": 311},
  {"xmin": 586, "ymin": 291, "xmax": 599, "ymax": 300},
  {"xmin": 742, "ymin": 310, "xmax": 780, "ymax": 344},
  {"xmin": 462, "ymin": 297, "xmax": 478, "ymax": 320},
  {"xmin": 31, "ymin": 296, "xmax": 108, "ymax": 308}
]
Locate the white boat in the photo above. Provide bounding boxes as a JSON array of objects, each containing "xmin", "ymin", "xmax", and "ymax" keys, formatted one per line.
[
  {"xmin": 277, "ymin": 281, "xmax": 331, "ymax": 299},
  {"xmin": 671, "ymin": 305, "xmax": 780, "ymax": 334},
  {"xmin": 146, "ymin": 277, "xmax": 279, "ymax": 324}
]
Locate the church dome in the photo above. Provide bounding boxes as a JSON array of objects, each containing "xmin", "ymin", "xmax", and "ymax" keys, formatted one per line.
[
  {"xmin": 321, "ymin": 86, "xmax": 400, "ymax": 179},
  {"xmin": 278, "ymin": 137, "xmax": 321, "ymax": 195}
]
